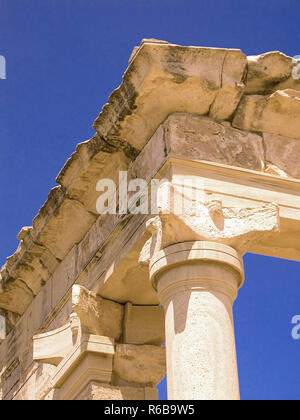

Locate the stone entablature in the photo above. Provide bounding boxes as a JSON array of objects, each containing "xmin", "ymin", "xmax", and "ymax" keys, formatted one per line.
[{"xmin": 0, "ymin": 39, "xmax": 299, "ymax": 400}]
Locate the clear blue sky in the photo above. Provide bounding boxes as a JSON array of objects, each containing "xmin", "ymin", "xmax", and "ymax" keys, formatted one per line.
[{"xmin": 1, "ymin": 0, "xmax": 300, "ymax": 400}]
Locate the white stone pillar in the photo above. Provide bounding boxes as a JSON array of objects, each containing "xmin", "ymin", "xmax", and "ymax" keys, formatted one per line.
[{"xmin": 150, "ymin": 241, "xmax": 244, "ymax": 400}]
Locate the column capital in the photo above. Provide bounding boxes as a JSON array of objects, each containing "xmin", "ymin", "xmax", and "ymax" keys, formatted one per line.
[
  {"xmin": 149, "ymin": 241, "xmax": 244, "ymax": 293},
  {"xmin": 140, "ymin": 194, "xmax": 280, "ymax": 267}
]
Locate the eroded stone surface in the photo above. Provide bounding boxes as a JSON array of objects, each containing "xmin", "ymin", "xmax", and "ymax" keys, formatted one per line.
[
  {"xmin": 209, "ymin": 49, "xmax": 246, "ymax": 120},
  {"xmin": 245, "ymin": 52, "xmax": 296, "ymax": 94},
  {"xmin": 165, "ymin": 113, "xmax": 265, "ymax": 171},
  {"xmin": 0, "ymin": 270, "xmax": 33, "ymax": 314},
  {"xmin": 114, "ymin": 344, "xmax": 166, "ymax": 386},
  {"xmin": 75, "ymin": 381, "xmax": 158, "ymax": 400},
  {"xmin": 93, "ymin": 40, "xmax": 247, "ymax": 150},
  {"xmin": 34, "ymin": 198, "xmax": 96, "ymax": 260},
  {"xmin": 232, "ymin": 90, "xmax": 300, "ymax": 139},
  {"xmin": 57, "ymin": 136, "xmax": 131, "ymax": 215},
  {"xmin": 72, "ymin": 285, "xmax": 124, "ymax": 340},
  {"xmin": 123, "ymin": 303, "xmax": 165, "ymax": 345},
  {"xmin": 263, "ymin": 132, "xmax": 300, "ymax": 179},
  {"xmin": 140, "ymin": 191, "xmax": 280, "ymax": 257},
  {"xmin": 0, "ymin": 227, "xmax": 59, "ymax": 314}
]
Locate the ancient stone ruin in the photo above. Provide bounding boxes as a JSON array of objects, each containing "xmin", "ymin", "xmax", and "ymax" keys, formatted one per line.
[{"xmin": 0, "ymin": 39, "xmax": 299, "ymax": 400}]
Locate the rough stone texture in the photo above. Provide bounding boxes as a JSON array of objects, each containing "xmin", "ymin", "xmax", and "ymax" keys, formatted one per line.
[
  {"xmin": 51, "ymin": 246, "xmax": 77, "ymax": 310},
  {"xmin": 114, "ymin": 344, "xmax": 166, "ymax": 386},
  {"xmin": 208, "ymin": 49, "xmax": 245, "ymax": 120},
  {"xmin": 245, "ymin": 51, "xmax": 296, "ymax": 94},
  {"xmin": 72, "ymin": 285, "xmax": 124, "ymax": 339},
  {"xmin": 93, "ymin": 39, "xmax": 247, "ymax": 150},
  {"xmin": 5, "ymin": 228, "xmax": 58, "ymax": 296},
  {"xmin": 34, "ymin": 197, "xmax": 96, "ymax": 261},
  {"xmin": 263, "ymin": 132, "xmax": 300, "ymax": 179},
  {"xmin": 123, "ymin": 303, "xmax": 165, "ymax": 345},
  {"xmin": 165, "ymin": 113, "xmax": 265, "ymax": 171},
  {"xmin": 232, "ymin": 90, "xmax": 300, "ymax": 139},
  {"xmin": 0, "ymin": 226, "xmax": 59, "ymax": 314},
  {"xmin": 140, "ymin": 193, "xmax": 280, "ymax": 257},
  {"xmin": 57, "ymin": 136, "xmax": 131, "ymax": 215},
  {"xmin": 75, "ymin": 381, "xmax": 158, "ymax": 400},
  {"xmin": 0, "ymin": 273, "xmax": 33, "ymax": 314}
]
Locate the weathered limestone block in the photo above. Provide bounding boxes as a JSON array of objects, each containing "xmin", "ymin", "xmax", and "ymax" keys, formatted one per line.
[
  {"xmin": 57, "ymin": 135, "xmax": 131, "ymax": 215},
  {"xmin": 263, "ymin": 132, "xmax": 300, "ymax": 179},
  {"xmin": 0, "ymin": 269, "xmax": 33, "ymax": 314},
  {"xmin": 75, "ymin": 381, "xmax": 158, "ymax": 400},
  {"xmin": 5, "ymin": 241, "xmax": 56, "ymax": 297},
  {"xmin": 209, "ymin": 49, "xmax": 246, "ymax": 120},
  {"xmin": 114, "ymin": 344, "xmax": 166, "ymax": 386},
  {"xmin": 0, "ymin": 227, "xmax": 59, "ymax": 315},
  {"xmin": 245, "ymin": 51, "xmax": 296, "ymax": 94},
  {"xmin": 76, "ymin": 213, "xmax": 117, "ymax": 277},
  {"xmin": 33, "ymin": 284, "xmax": 123, "ymax": 368},
  {"xmin": 93, "ymin": 39, "xmax": 247, "ymax": 150},
  {"xmin": 34, "ymin": 197, "xmax": 96, "ymax": 260},
  {"xmin": 123, "ymin": 303, "xmax": 165, "ymax": 345},
  {"xmin": 32, "ymin": 187, "xmax": 65, "ymax": 234},
  {"xmin": 232, "ymin": 90, "xmax": 300, "ymax": 139},
  {"xmin": 27, "ymin": 277, "xmax": 52, "ymax": 337},
  {"xmin": 164, "ymin": 113, "xmax": 265, "ymax": 171},
  {"xmin": 51, "ymin": 246, "xmax": 77, "ymax": 310},
  {"xmin": 72, "ymin": 285, "xmax": 124, "ymax": 340},
  {"xmin": 127, "ymin": 124, "xmax": 167, "ymax": 182}
]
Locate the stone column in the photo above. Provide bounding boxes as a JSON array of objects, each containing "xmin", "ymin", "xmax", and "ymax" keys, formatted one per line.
[
  {"xmin": 140, "ymin": 193, "xmax": 280, "ymax": 400},
  {"xmin": 150, "ymin": 241, "xmax": 243, "ymax": 400}
]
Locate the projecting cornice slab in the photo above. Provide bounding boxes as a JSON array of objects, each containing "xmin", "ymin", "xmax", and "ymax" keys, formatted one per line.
[{"xmin": 93, "ymin": 39, "xmax": 247, "ymax": 150}]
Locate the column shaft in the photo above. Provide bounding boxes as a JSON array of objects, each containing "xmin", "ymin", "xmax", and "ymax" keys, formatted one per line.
[{"xmin": 150, "ymin": 241, "xmax": 243, "ymax": 400}]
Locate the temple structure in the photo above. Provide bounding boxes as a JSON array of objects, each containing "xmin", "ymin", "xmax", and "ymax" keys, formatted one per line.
[{"xmin": 0, "ymin": 40, "xmax": 299, "ymax": 400}]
